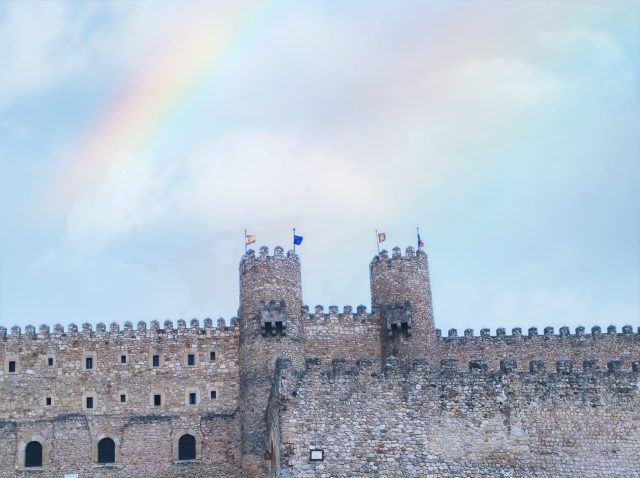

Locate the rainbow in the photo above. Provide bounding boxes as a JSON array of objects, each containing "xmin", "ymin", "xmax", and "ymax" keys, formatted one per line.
[{"xmin": 46, "ymin": 1, "xmax": 270, "ymax": 213}]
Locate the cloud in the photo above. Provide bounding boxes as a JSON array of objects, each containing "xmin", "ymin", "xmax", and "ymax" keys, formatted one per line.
[
  {"xmin": 0, "ymin": 2, "xmax": 73, "ymax": 110},
  {"xmin": 537, "ymin": 28, "xmax": 624, "ymax": 65},
  {"xmin": 0, "ymin": 1, "xmax": 252, "ymax": 112},
  {"xmin": 65, "ymin": 131, "xmax": 383, "ymax": 247},
  {"xmin": 422, "ymin": 57, "xmax": 561, "ymax": 109},
  {"xmin": 66, "ymin": 151, "xmax": 169, "ymax": 247}
]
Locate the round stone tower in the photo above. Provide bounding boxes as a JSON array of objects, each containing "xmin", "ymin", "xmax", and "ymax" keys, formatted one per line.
[
  {"xmin": 370, "ymin": 246, "xmax": 436, "ymax": 366},
  {"xmin": 238, "ymin": 245, "xmax": 304, "ymax": 477}
]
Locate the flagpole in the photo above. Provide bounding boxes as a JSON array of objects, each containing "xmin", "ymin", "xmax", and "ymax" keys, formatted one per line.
[
  {"xmin": 244, "ymin": 228, "xmax": 247, "ymax": 253},
  {"xmin": 293, "ymin": 228, "xmax": 296, "ymax": 253},
  {"xmin": 375, "ymin": 229, "xmax": 380, "ymax": 254}
]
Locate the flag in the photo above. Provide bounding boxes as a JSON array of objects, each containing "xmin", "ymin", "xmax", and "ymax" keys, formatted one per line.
[
  {"xmin": 293, "ymin": 234, "xmax": 303, "ymax": 245},
  {"xmin": 417, "ymin": 231, "xmax": 424, "ymax": 249},
  {"xmin": 377, "ymin": 232, "xmax": 386, "ymax": 243},
  {"xmin": 245, "ymin": 234, "xmax": 256, "ymax": 245}
]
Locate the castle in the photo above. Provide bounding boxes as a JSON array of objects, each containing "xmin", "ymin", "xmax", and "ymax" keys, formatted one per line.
[{"xmin": 1, "ymin": 245, "xmax": 638, "ymax": 477}]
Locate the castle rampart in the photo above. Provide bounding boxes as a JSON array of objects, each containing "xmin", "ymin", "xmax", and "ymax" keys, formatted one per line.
[
  {"xmin": 0, "ymin": 245, "xmax": 638, "ymax": 477},
  {"xmin": 277, "ymin": 356, "xmax": 640, "ymax": 477},
  {"xmin": 436, "ymin": 325, "xmax": 640, "ymax": 372}
]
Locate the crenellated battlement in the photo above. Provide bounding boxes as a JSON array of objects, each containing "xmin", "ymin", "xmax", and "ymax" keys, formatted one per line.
[
  {"xmin": 301, "ymin": 304, "xmax": 371, "ymax": 321},
  {"xmin": 300, "ymin": 355, "xmax": 640, "ymax": 375},
  {"xmin": 0, "ymin": 318, "xmax": 239, "ymax": 343},
  {"xmin": 436, "ymin": 324, "xmax": 640, "ymax": 343},
  {"xmin": 369, "ymin": 246, "xmax": 427, "ymax": 270},
  {"xmin": 239, "ymin": 246, "xmax": 300, "ymax": 274}
]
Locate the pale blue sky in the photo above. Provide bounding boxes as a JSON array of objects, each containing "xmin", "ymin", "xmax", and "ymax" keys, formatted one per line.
[{"xmin": 0, "ymin": 0, "xmax": 638, "ymax": 333}]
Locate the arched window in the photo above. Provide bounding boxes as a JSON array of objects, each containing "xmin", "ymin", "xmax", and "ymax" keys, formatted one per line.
[
  {"xmin": 178, "ymin": 434, "xmax": 196, "ymax": 460},
  {"xmin": 25, "ymin": 441, "xmax": 42, "ymax": 467},
  {"xmin": 97, "ymin": 437, "xmax": 115, "ymax": 464}
]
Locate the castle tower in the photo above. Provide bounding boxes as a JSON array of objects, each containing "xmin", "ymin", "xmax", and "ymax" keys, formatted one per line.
[
  {"xmin": 370, "ymin": 246, "xmax": 436, "ymax": 366},
  {"xmin": 238, "ymin": 246, "xmax": 303, "ymax": 477}
]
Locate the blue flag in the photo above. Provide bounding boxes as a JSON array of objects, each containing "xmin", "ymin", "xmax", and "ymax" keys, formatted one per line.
[{"xmin": 293, "ymin": 234, "xmax": 303, "ymax": 245}]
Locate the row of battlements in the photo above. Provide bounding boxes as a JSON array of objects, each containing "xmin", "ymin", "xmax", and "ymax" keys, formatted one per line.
[
  {"xmin": 370, "ymin": 246, "xmax": 427, "ymax": 267},
  {"xmin": 240, "ymin": 246, "xmax": 300, "ymax": 268},
  {"xmin": 5, "ymin": 318, "xmax": 638, "ymax": 339},
  {"xmin": 0, "ymin": 318, "xmax": 239, "ymax": 341},
  {"xmin": 239, "ymin": 245, "xmax": 428, "ymax": 273},
  {"xmin": 437, "ymin": 324, "xmax": 640, "ymax": 341},
  {"xmin": 301, "ymin": 356, "xmax": 640, "ymax": 375},
  {"xmin": 302, "ymin": 304, "xmax": 370, "ymax": 319}
]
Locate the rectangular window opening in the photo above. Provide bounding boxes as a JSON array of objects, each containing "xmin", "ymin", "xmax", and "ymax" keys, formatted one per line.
[
  {"xmin": 154, "ymin": 394, "xmax": 161, "ymax": 406},
  {"xmin": 187, "ymin": 354, "xmax": 195, "ymax": 366},
  {"xmin": 152, "ymin": 355, "xmax": 160, "ymax": 368},
  {"xmin": 210, "ymin": 390, "xmax": 217, "ymax": 400},
  {"xmin": 209, "ymin": 351, "xmax": 216, "ymax": 361},
  {"xmin": 189, "ymin": 392, "xmax": 197, "ymax": 405},
  {"xmin": 120, "ymin": 355, "xmax": 127, "ymax": 364},
  {"xmin": 120, "ymin": 394, "xmax": 126, "ymax": 403},
  {"xmin": 86, "ymin": 396, "xmax": 94, "ymax": 409},
  {"xmin": 85, "ymin": 357, "xmax": 93, "ymax": 370},
  {"xmin": 47, "ymin": 357, "xmax": 54, "ymax": 367},
  {"xmin": 46, "ymin": 397, "xmax": 52, "ymax": 406},
  {"xmin": 8, "ymin": 360, "xmax": 16, "ymax": 373}
]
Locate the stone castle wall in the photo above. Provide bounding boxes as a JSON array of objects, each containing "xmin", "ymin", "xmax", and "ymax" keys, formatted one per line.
[
  {"xmin": 0, "ymin": 246, "xmax": 638, "ymax": 477},
  {"xmin": 437, "ymin": 325, "xmax": 640, "ymax": 371},
  {"xmin": 277, "ymin": 357, "xmax": 640, "ymax": 477},
  {"xmin": 0, "ymin": 320, "xmax": 242, "ymax": 477}
]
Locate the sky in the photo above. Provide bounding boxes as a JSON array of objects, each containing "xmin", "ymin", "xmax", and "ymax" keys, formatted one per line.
[{"xmin": 0, "ymin": 0, "xmax": 638, "ymax": 334}]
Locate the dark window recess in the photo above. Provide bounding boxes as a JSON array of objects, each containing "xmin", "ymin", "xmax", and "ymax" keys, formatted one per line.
[
  {"xmin": 8, "ymin": 361, "xmax": 16, "ymax": 373},
  {"xmin": 120, "ymin": 394, "xmax": 126, "ymax": 403},
  {"xmin": 210, "ymin": 390, "xmax": 217, "ymax": 399},
  {"xmin": 48, "ymin": 358, "xmax": 54, "ymax": 367},
  {"xmin": 178, "ymin": 434, "xmax": 196, "ymax": 460},
  {"xmin": 152, "ymin": 355, "xmax": 160, "ymax": 367},
  {"xmin": 85, "ymin": 357, "xmax": 93, "ymax": 370},
  {"xmin": 86, "ymin": 396, "xmax": 94, "ymax": 409},
  {"xmin": 209, "ymin": 351, "xmax": 216, "ymax": 361},
  {"xmin": 97, "ymin": 437, "xmax": 116, "ymax": 464},
  {"xmin": 187, "ymin": 354, "xmax": 195, "ymax": 366},
  {"xmin": 189, "ymin": 392, "xmax": 197, "ymax": 405},
  {"xmin": 153, "ymin": 394, "xmax": 161, "ymax": 406},
  {"xmin": 46, "ymin": 397, "xmax": 52, "ymax": 406},
  {"xmin": 25, "ymin": 441, "xmax": 42, "ymax": 468},
  {"xmin": 120, "ymin": 355, "xmax": 127, "ymax": 364}
]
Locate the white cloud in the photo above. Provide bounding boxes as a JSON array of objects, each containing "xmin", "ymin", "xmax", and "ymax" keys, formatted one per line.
[
  {"xmin": 0, "ymin": 2, "xmax": 72, "ymax": 110},
  {"xmin": 422, "ymin": 57, "xmax": 561, "ymax": 109},
  {"xmin": 66, "ymin": 152, "xmax": 169, "ymax": 247},
  {"xmin": 65, "ymin": 131, "xmax": 383, "ymax": 247},
  {"xmin": 537, "ymin": 28, "xmax": 624, "ymax": 65},
  {"xmin": 0, "ymin": 1, "xmax": 254, "ymax": 112}
]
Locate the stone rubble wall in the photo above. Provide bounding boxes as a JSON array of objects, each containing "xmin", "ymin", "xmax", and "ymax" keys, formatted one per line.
[
  {"xmin": 278, "ymin": 357, "xmax": 640, "ymax": 478},
  {"xmin": 437, "ymin": 325, "xmax": 640, "ymax": 371},
  {"xmin": 301, "ymin": 305, "xmax": 382, "ymax": 366}
]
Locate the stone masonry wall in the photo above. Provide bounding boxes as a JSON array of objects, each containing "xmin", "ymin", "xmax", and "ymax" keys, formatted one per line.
[
  {"xmin": 301, "ymin": 306, "xmax": 382, "ymax": 366},
  {"xmin": 0, "ymin": 320, "xmax": 241, "ymax": 477},
  {"xmin": 278, "ymin": 357, "xmax": 640, "ymax": 477},
  {"xmin": 437, "ymin": 326, "xmax": 640, "ymax": 372}
]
